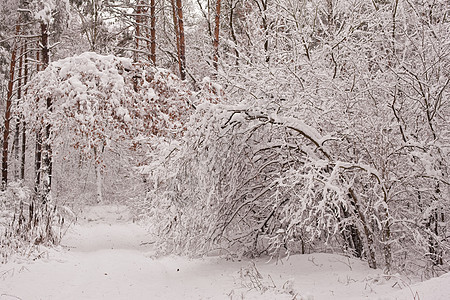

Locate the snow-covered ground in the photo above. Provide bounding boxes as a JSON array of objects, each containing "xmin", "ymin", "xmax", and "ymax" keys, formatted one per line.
[{"xmin": 1, "ymin": 205, "xmax": 449, "ymax": 300}]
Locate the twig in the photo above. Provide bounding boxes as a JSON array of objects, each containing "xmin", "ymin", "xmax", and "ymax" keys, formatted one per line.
[{"xmin": 1, "ymin": 294, "xmax": 23, "ymax": 300}]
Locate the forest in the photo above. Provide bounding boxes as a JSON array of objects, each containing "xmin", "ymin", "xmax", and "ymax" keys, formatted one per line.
[{"xmin": 0, "ymin": 0, "xmax": 449, "ymax": 294}]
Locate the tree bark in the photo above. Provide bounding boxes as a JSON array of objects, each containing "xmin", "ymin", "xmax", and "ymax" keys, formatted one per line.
[
  {"xmin": 1, "ymin": 23, "xmax": 20, "ymax": 188},
  {"xmin": 253, "ymin": 0, "xmax": 269, "ymax": 62},
  {"xmin": 13, "ymin": 44, "xmax": 24, "ymax": 181},
  {"xmin": 20, "ymin": 42, "xmax": 28, "ymax": 181},
  {"xmin": 171, "ymin": 0, "xmax": 180, "ymax": 64},
  {"xmin": 40, "ymin": 22, "xmax": 53, "ymax": 202},
  {"xmin": 349, "ymin": 188, "xmax": 377, "ymax": 269},
  {"xmin": 135, "ymin": 1, "xmax": 142, "ymax": 63},
  {"xmin": 229, "ymin": 0, "xmax": 239, "ymax": 65},
  {"xmin": 212, "ymin": 0, "xmax": 221, "ymax": 72},
  {"xmin": 171, "ymin": 0, "xmax": 180, "ymax": 61},
  {"xmin": 172, "ymin": 0, "xmax": 186, "ymax": 80},
  {"xmin": 149, "ymin": 0, "xmax": 156, "ymax": 64},
  {"xmin": 94, "ymin": 146, "xmax": 103, "ymax": 203},
  {"xmin": 339, "ymin": 204, "xmax": 363, "ymax": 258}
]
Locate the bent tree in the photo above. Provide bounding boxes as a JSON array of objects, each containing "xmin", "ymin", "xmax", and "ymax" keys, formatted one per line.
[
  {"xmin": 145, "ymin": 103, "xmax": 391, "ymax": 270},
  {"xmin": 20, "ymin": 52, "xmax": 193, "ymax": 203}
]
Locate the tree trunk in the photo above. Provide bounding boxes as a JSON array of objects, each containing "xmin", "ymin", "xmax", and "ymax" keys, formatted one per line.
[
  {"xmin": 34, "ymin": 39, "xmax": 41, "ymax": 194},
  {"xmin": 149, "ymin": 0, "xmax": 156, "ymax": 64},
  {"xmin": 13, "ymin": 44, "xmax": 24, "ymax": 181},
  {"xmin": 34, "ymin": 133, "xmax": 42, "ymax": 195},
  {"xmin": 94, "ymin": 146, "xmax": 103, "ymax": 203},
  {"xmin": 92, "ymin": 0, "xmax": 100, "ymax": 51},
  {"xmin": 426, "ymin": 206, "xmax": 443, "ymax": 266},
  {"xmin": 253, "ymin": 0, "xmax": 269, "ymax": 63},
  {"xmin": 1, "ymin": 24, "xmax": 20, "ymax": 188},
  {"xmin": 339, "ymin": 204, "xmax": 363, "ymax": 258},
  {"xmin": 20, "ymin": 42, "xmax": 28, "ymax": 181},
  {"xmin": 229, "ymin": 0, "xmax": 239, "ymax": 65},
  {"xmin": 326, "ymin": 0, "xmax": 334, "ymax": 32},
  {"xmin": 171, "ymin": 0, "xmax": 180, "ymax": 66},
  {"xmin": 349, "ymin": 188, "xmax": 377, "ymax": 269},
  {"xmin": 135, "ymin": 1, "xmax": 142, "ymax": 63},
  {"xmin": 172, "ymin": 0, "xmax": 186, "ymax": 80},
  {"xmin": 212, "ymin": 0, "xmax": 221, "ymax": 72},
  {"xmin": 379, "ymin": 201, "xmax": 392, "ymax": 273},
  {"xmin": 40, "ymin": 22, "xmax": 52, "ymax": 203}
]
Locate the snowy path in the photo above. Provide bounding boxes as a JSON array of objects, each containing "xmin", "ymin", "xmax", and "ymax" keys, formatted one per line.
[{"xmin": 1, "ymin": 205, "xmax": 449, "ymax": 300}]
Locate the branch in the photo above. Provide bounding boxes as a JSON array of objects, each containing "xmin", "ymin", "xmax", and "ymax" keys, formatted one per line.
[{"xmin": 225, "ymin": 108, "xmax": 332, "ymax": 160}]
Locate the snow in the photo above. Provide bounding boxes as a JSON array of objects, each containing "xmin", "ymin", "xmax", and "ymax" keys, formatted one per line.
[
  {"xmin": 147, "ymin": 88, "xmax": 158, "ymax": 101},
  {"xmin": 1, "ymin": 205, "xmax": 449, "ymax": 300},
  {"xmin": 33, "ymin": 0, "xmax": 56, "ymax": 23}
]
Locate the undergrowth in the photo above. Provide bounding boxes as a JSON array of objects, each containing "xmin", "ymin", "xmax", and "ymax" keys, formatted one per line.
[{"xmin": 0, "ymin": 183, "xmax": 69, "ymax": 263}]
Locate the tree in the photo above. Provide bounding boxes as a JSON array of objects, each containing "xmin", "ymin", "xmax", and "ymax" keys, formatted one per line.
[
  {"xmin": 145, "ymin": 102, "xmax": 388, "ymax": 268},
  {"xmin": 142, "ymin": 0, "xmax": 449, "ymax": 274},
  {"xmin": 1, "ymin": 22, "xmax": 20, "ymax": 188},
  {"xmin": 212, "ymin": 0, "xmax": 222, "ymax": 72},
  {"xmin": 20, "ymin": 52, "xmax": 193, "ymax": 203},
  {"xmin": 12, "ymin": 42, "xmax": 24, "ymax": 181},
  {"xmin": 70, "ymin": 0, "xmax": 106, "ymax": 52},
  {"xmin": 24, "ymin": 0, "xmax": 71, "ymax": 202},
  {"xmin": 149, "ymin": 0, "xmax": 156, "ymax": 64},
  {"xmin": 171, "ymin": 0, "xmax": 186, "ymax": 80}
]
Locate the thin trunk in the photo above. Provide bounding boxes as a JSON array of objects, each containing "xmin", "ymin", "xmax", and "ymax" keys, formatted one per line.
[
  {"xmin": 20, "ymin": 42, "xmax": 28, "ymax": 181},
  {"xmin": 254, "ymin": 0, "xmax": 269, "ymax": 62},
  {"xmin": 349, "ymin": 225, "xmax": 364, "ymax": 258},
  {"xmin": 92, "ymin": 0, "xmax": 99, "ymax": 51},
  {"xmin": 96, "ymin": 163, "xmax": 103, "ymax": 203},
  {"xmin": 34, "ymin": 132, "xmax": 42, "ymax": 194},
  {"xmin": 1, "ymin": 24, "xmax": 20, "ymax": 188},
  {"xmin": 175, "ymin": 0, "xmax": 186, "ymax": 80},
  {"xmin": 20, "ymin": 123, "xmax": 26, "ymax": 181},
  {"xmin": 326, "ymin": 0, "xmax": 334, "ymax": 32},
  {"xmin": 195, "ymin": 0, "xmax": 213, "ymax": 38},
  {"xmin": 427, "ymin": 184, "xmax": 443, "ymax": 266},
  {"xmin": 349, "ymin": 188, "xmax": 377, "ymax": 269},
  {"xmin": 391, "ymin": 0, "xmax": 399, "ymax": 60},
  {"xmin": 40, "ymin": 22, "xmax": 52, "ymax": 202},
  {"xmin": 171, "ymin": 0, "xmax": 180, "ymax": 72},
  {"xmin": 94, "ymin": 146, "xmax": 103, "ymax": 203},
  {"xmin": 426, "ymin": 209, "xmax": 442, "ymax": 265},
  {"xmin": 212, "ymin": 0, "xmax": 221, "ymax": 72},
  {"xmin": 135, "ymin": 1, "xmax": 141, "ymax": 62},
  {"xmin": 34, "ymin": 41, "xmax": 42, "ymax": 195},
  {"xmin": 171, "ymin": 0, "xmax": 180, "ymax": 52},
  {"xmin": 42, "ymin": 95, "xmax": 53, "ymax": 201},
  {"xmin": 149, "ymin": 0, "xmax": 156, "ymax": 64},
  {"xmin": 13, "ymin": 44, "xmax": 25, "ymax": 180},
  {"xmin": 379, "ymin": 195, "xmax": 392, "ymax": 273},
  {"xmin": 229, "ymin": 0, "xmax": 239, "ymax": 64},
  {"xmin": 340, "ymin": 204, "xmax": 363, "ymax": 258}
]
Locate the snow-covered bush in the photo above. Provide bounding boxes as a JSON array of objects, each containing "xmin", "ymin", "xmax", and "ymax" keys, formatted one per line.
[
  {"xmin": 21, "ymin": 52, "xmax": 192, "ymax": 151},
  {"xmin": 194, "ymin": 0, "xmax": 450, "ymax": 276},
  {"xmin": 144, "ymin": 102, "xmax": 392, "ymax": 268},
  {"xmin": 145, "ymin": 84, "xmax": 448, "ymax": 274},
  {"xmin": 0, "ymin": 183, "xmax": 66, "ymax": 263},
  {"xmin": 19, "ymin": 52, "xmax": 194, "ymax": 205}
]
